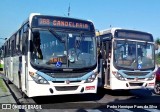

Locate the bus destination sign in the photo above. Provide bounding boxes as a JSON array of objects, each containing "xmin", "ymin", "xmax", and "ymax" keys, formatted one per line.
[
  {"xmin": 38, "ymin": 18, "xmax": 89, "ymax": 30},
  {"xmin": 32, "ymin": 16, "xmax": 93, "ymax": 30},
  {"xmin": 115, "ymin": 30, "xmax": 153, "ymax": 42}
]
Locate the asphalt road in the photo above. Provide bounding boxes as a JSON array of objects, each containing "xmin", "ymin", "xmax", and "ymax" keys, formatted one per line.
[
  {"xmin": 6, "ymin": 82, "xmax": 160, "ymax": 112},
  {"xmin": 1, "ymin": 72, "xmax": 160, "ymax": 112}
]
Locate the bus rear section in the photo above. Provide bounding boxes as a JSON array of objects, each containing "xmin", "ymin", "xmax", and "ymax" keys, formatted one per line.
[
  {"xmin": 97, "ymin": 28, "xmax": 156, "ymax": 90},
  {"xmin": 3, "ymin": 13, "xmax": 98, "ymax": 97}
]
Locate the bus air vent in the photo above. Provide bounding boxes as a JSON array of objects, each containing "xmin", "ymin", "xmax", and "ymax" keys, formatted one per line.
[
  {"xmin": 124, "ymin": 72, "xmax": 149, "ymax": 76},
  {"xmin": 46, "ymin": 72, "xmax": 87, "ymax": 78},
  {"xmin": 55, "ymin": 86, "xmax": 78, "ymax": 91},
  {"xmin": 129, "ymin": 83, "xmax": 143, "ymax": 86}
]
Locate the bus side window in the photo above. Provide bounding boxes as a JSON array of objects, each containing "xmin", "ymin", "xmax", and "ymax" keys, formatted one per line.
[
  {"xmin": 11, "ymin": 39, "xmax": 15, "ymax": 57},
  {"xmin": 20, "ymin": 28, "xmax": 23, "ymax": 52},
  {"xmin": 15, "ymin": 30, "xmax": 22, "ymax": 55},
  {"xmin": 15, "ymin": 32, "xmax": 20, "ymax": 54},
  {"xmin": 7, "ymin": 40, "xmax": 10, "ymax": 57},
  {"xmin": 22, "ymin": 24, "xmax": 29, "ymax": 55},
  {"xmin": 22, "ymin": 33, "xmax": 28, "ymax": 55}
]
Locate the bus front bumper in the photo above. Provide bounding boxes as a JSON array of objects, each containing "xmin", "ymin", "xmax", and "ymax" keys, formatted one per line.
[
  {"xmin": 110, "ymin": 77, "xmax": 155, "ymax": 90},
  {"xmin": 26, "ymin": 79, "xmax": 98, "ymax": 97}
]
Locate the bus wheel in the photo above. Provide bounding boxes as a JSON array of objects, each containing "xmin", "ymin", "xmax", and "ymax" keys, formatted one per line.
[
  {"xmin": 6, "ymin": 78, "xmax": 12, "ymax": 84},
  {"xmin": 154, "ymin": 83, "xmax": 160, "ymax": 95},
  {"xmin": 22, "ymin": 91, "xmax": 28, "ymax": 98},
  {"xmin": 19, "ymin": 88, "xmax": 28, "ymax": 98}
]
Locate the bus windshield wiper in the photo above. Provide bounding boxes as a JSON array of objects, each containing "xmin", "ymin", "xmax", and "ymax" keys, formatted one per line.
[
  {"xmin": 73, "ymin": 32, "xmax": 85, "ymax": 61},
  {"xmin": 48, "ymin": 28, "xmax": 65, "ymax": 43},
  {"xmin": 75, "ymin": 32, "xmax": 85, "ymax": 48}
]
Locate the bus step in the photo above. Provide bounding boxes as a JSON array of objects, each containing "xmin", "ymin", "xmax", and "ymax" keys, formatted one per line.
[{"xmin": 104, "ymin": 85, "xmax": 110, "ymax": 89}]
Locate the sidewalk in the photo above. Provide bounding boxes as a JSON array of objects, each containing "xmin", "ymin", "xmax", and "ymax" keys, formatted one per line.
[
  {"xmin": 0, "ymin": 74, "xmax": 16, "ymax": 103},
  {"xmin": 0, "ymin": 73, "xmax": 19, "ymax": 112}
]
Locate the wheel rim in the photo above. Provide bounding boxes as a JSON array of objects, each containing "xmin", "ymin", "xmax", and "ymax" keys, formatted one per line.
[{"xmin": 154, "ymin": 83, "xmax": 160, "ymax": 94}]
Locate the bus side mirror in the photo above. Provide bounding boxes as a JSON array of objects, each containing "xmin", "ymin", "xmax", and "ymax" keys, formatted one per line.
[{"xmin": 155, "ymin": 44, "xmax": 158, "ymax": 50}]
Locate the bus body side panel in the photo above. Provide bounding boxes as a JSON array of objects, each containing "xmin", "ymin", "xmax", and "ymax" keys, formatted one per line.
[
  {"xmin": 10, "ymin": 57, "xmax": 14, "ymax": 82},
  {"xmin": 4, "ymin": 57, "xmax": 8, "ymax": 77},
  {"xmin": 5, "ymin": 57, "xmax": 14, "ymax": 82},
  {"xmin": 12, "ymin": 56, "xmax": 20, "ymax": 88},
  {"xmin": 21, "ymin": 55, "xmax": 27, "ymax": 92}
]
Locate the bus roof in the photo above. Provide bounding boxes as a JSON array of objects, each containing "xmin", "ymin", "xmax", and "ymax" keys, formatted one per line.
[
  {"xmin": 28, "ymin": 13, "xmax": 93, "ymax": 25},
  {"xmin": 97, "ymin": 27, "xmax": 154, "ymax": 42},
  {"xmin": 97, "ymin": 27, "xmax": 152, "ymax": 36},
  {"xmin": 30, "ymin": 14, "xmax": 95, "ymax": 32}
]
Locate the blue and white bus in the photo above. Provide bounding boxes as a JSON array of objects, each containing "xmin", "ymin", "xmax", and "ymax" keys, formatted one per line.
[
  {"xmin": 3, "ymin": 13, "xmax": 98, "ymax": 97},
  {"xmin": 97, "ymin": 28, "xmax": 157, "ymax": 90}
]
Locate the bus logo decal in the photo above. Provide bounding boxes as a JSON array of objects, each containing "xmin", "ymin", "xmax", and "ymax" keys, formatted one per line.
[
  {"xmin": 66, "ymin": 80, "xmax": 70, "ymax": 84},
  {"xmin": 134, "ymin": 77, "xmax": 138, "ymax": 81},
  {"xmin": 138, "ymin": 64, "xmax": 142, "ymax": 69},
  {"xmin": 55, "ymin": 62, "xmax": 62, "ymax": 67}
]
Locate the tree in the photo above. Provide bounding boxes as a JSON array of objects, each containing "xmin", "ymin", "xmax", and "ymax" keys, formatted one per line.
[
  {"xmin": 155, "ymin": 38, "xmax": 160, "ymax": 65},
  {"xmin": 155, "ymin": 38, "xmax": 160, "ymax": 48}
]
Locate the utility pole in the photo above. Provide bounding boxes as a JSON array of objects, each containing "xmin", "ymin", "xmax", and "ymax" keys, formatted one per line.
[{"xmin": 68, "ymin": 3, "xmax": 70, "ymax": 17}]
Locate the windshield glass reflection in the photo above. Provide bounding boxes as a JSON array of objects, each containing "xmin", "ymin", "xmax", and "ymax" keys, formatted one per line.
[
  {"xmin": 114, "ymin": 40, "xmax": 154, "ymax": 70},
  {"xmin": 30, "ymin": 29, "xmax": 96, "ymax": 69}
]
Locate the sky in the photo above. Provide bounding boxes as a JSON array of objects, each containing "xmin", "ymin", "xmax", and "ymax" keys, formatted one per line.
[{"xmin": 0, "ymin": 0, "xmax": 160, "ymax": 46}]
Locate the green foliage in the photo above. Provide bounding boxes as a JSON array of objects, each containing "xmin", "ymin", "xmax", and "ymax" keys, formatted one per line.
[
  {"xmin": 0, "ymin": 78, "xmax": 7, "ymax": 92},
  {"xmin": 156, "ymin": 53, "xmax": 160, "ymax": 64},
  {"xmin": 155, "ymin": 38, "xmax": 160, "ymax": 45},
  {"xmin": 155, "ymin": 38, "xmax": 160, "ymax": 64}
]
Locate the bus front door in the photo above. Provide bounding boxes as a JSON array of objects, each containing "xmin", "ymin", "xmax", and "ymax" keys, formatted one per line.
[{"xmin": 101, "ymin": 40, "xmax": 111, "ymax": 88}]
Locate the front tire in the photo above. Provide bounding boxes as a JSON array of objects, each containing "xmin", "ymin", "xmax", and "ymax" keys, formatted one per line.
[{"xmin": 154, "ymin": 83, "xmax": 160, "ymax": 95}]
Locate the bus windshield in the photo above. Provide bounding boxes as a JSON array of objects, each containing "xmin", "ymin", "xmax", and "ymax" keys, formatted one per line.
[
  {"xmin": 114, "ymin": 40, "xmax": 155, "ymax": 70},
  {"xmin": 30, "ymin": 29, "xmax": 96, "ymax": 69}
]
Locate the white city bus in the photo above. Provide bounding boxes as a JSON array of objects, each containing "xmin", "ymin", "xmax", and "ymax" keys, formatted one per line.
[
  {"xmin": 3, "ymin": 13, "xmax": 98, "ymax": 97},
  {"xmin": 97, "ymin": 28, "xmax": 157, "ymax": 90}
]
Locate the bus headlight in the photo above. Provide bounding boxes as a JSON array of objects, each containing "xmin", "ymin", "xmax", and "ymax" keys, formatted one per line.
[
  {"xmin": 112, "ymin": 71, "xmax": 125, "ymax": 81},
  {"xmin": 85, "ymin": 72, "xmax": 97, "ymax": 83},
  {"xmin": 147, "ymin": 73, "xmax": 155, "ymax": 81},
  {"xmin": 29, "ymin": 72, "xmax": 49, "ymax": 84}
]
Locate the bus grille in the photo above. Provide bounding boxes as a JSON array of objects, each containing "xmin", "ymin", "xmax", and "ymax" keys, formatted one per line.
[
  {"xmin": 55, "ymin": 86, "xmax": 78, "ymax": 91},
  {"xmin": 46, "ymin": 72, "xmax": 87, "ymax": 78},
  {"xmin": 52, "ymin": 80, "xmax": 81, "ymax": 83},
  {"xmin": 123, "ymin": 72, "xmax": 149, "ymax": 76},
  {"xmin": 127, "ymin": 78, "xmax": 145, "ymax": 81},
  {"xmin": 129, "ymin": 83, "xmax": 143, "ymax": 86}
]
